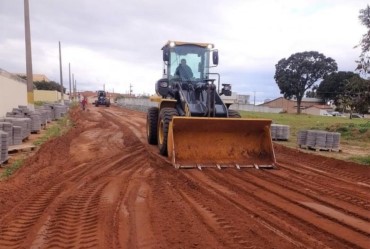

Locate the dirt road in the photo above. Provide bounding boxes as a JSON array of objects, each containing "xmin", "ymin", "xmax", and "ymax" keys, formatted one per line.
[{"xmin": 0, "ymin": 105, "xmax": 369, "ymax": 248}]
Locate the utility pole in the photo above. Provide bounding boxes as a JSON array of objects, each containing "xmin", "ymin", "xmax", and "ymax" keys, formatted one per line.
[
  {"xmin": 58, "ymin": 41, "xmax": 64, "ymax": 103},
  {"xmin": 129, "ymin": 84, "xmax": 133, "ymax": 96},
  {"xmin": 68, "ymin": 63, "xmax": 71, "ymax": 100},
  {"xmin": 24, "ymin": 0, "xmax": 34, "ymax": 110},
  {"xmin": 253, "ymin": 91, "xmax": 256, "ymax": 106},
  {"xmin": 72, "ymin": 73, "xmax": 75, "ymax": 101},
  {"xmin": 74, "ymin": 79, "xmax": 77, "ymax": 100}
]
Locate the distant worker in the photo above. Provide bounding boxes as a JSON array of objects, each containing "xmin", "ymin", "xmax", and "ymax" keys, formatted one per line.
[
  {"xmin": 81, "ymin": 96, "xmax": 87, "ymax": 111},
  {"xmin": 175, "ymin": 59, "xmax": 193, "ymax": 80}
]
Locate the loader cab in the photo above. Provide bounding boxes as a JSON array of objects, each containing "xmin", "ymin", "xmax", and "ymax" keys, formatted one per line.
[{"xmin": 162, "ymin": 41, "xmax": 218, "ymax": 81}]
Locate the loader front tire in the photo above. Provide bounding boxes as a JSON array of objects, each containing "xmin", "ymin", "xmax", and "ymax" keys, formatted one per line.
[
  {"xmin": 147, "ymin": 107, "xmax": 159, "ymax": 145},
  {"xmin": 158, "ymin": 107, "xmax": 178, "ymax": 156}
]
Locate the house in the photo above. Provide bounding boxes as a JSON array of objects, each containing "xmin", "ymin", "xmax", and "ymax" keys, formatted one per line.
[
  {"xmin": 259, "ymin": 97, "xmax": 325, "ymax": 114},
  {"xmin": 302, "ymin": 105, "xmax": 334, "ymax": 116},
  {"xmin": 0, "ymin": 68, "xmax": 27, "ymax": 117}
]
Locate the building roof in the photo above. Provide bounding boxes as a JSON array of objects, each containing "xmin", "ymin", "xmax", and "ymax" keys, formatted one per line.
[
  {"xmin": 14, "ymin": 73, "xmax": 50, "ymax": 82},
  {"xmin": 0, "ymin": 68, "xmax": 26, "ymax": 84},
  {"xmin": 259, "ymin": 96, "xmax": 324, "ymax": 106}
]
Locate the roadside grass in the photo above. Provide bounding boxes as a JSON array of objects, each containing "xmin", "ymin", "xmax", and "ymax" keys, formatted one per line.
[
  {"xmin": 349, "ymin": 155, "xmax": 370, "ymax": 165},
  {"xmin": 34, "ymin": 101, "xmax": 47, "ymax": 106},
  {"xmin": 0, "ymin": 159, "xmax": 24, "ymax": 180},
  {"xmin": 33, "ymin": 114, "xmax": 73, "ymax": 146},
  {"xmin": 239, "ymin": 111, "xmax": 370, "ymax": 165}
]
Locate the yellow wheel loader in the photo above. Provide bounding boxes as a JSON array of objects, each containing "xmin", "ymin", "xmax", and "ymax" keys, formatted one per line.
[{"xmin": 146, "ymin": 41, "xmax": 276, "ymax": 169}]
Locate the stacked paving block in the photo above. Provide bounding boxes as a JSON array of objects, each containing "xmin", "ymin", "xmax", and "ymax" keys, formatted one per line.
[
  {"xmin": 315, "ymin": 131, "xmax": 327, "ymax": 148},
  {"xmin": 297, "ymin": 130, "xmax": 308, "ymax": 147},
  {"xmin": 271, "ymin": 124, "xmax": 290, "ymax": 140},
  {"xmin": 12, "ymin": 126, "xmax": 23, "ymax": 145},
  {"xmin": 29, "ymin": 112, "xmax": 42, "ymax": 133},
  {"xmin": 331, "ymin": 133, "xmax": 341, "ymax": 151},
  {"xmin": 4, "ymin": 117, "xmax": 31, "ymax": 141},
  {"xmin": 42, "ymin": 104, "xmax": 68, "ymax": 120},
  {"xmin": 54, "ymin": 104, "xmax": 68, "ymax": 119},
  {"xmin": 43, "ymin": 105, "xmax": 56, "ymax": 120},
  {"xmin": 0, "ymin": 122, "xmax": 13, "ymax": 145},
  {"xmin": 35, "ymin": 108, "xmax": 49, "ymax": 127},
  {"xmin": 40, "ymin": 105, "xmax": 53, "ymax": 122},
  {"xmin": 297, "ymin": 130, "xmax": 341, "ymax": 152},
  {"xmin": 0, "ymin": 131, "xmax": 8, "ymax": 164}
]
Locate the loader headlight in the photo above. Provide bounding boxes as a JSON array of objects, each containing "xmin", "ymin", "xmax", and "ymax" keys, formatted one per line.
[
  {"xmin": 169, "ymin": 41, "xmax": 175, "ymax": 47},
  {"xmin": 207, "ymin": 44, "xmax": 214, "ymax": 49},
  {"xmin": 159, "ymin": 81, "xmax": 168, "ymax": 88}
]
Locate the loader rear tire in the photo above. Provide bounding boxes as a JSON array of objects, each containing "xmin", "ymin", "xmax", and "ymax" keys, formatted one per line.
[
  {"xmin": 147, "ymin": 107, "xmax": 159, "ymax": 145},
  {"xmin": 228, "ymin": 109, "xmax": 241, "ymax": 118},
  {"xmin": 158, "ymin": 107, "xmax": 178, "ymax": 156}
]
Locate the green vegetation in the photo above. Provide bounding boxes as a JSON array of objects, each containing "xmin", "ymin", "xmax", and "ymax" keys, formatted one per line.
[
  {"xmin": 33, "ymin": 114, "xmax": 73, "ymax": 146},
  {"xmin": 349, "ymin": 155, "xmax": 370, "ymax": 165},
  {"xmin": 0, "ymin": 159, "xmax": 24, "ymax": 180},
  {"xmin": 33, "ymin": 80, "xmax": 66, "ymax": 93},
  {"xmin": 240, "ymin": 111, "xmax": 370, "ymax": 165},
  {"xmin": 34, "ymin": 101, "xmax": 47, "ymax": 106}
]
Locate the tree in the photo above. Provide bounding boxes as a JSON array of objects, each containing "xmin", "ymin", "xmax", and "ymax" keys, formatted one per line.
[
  {"xmin": 337, "ymin": 76, "xmax": 370, "ymax": 117},
  {"xmin": 274, "ymin": 51, "xmax": 338, "ymax": 114},
  {"xmin": 34, "ymin": 80, "xmax": 66, "ymax": 93},
  {"xmin": 316, "ymin": 71, "xmax": 360, "ymax": 107},
  {"xmin": 355, "ymin": 5, "xmax": 370, "ymax": 76}
]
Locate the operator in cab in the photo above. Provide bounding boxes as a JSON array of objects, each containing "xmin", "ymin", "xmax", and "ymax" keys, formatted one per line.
[{"xmin": 175, "ymin": 59, "xmax": 193, "ymax": 81}]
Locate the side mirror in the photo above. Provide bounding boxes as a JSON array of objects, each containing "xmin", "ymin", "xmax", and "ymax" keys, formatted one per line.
[
  {"xmin": 220, "ymin": 83, "xmax": 231, "ymax": 96},
  {"xmin": 212, "ymin": 50, "xmax": 219, "ymax": 65},
  {"xmin": 163, "ymin": 47, "xmax": 170, "ymax": 62}
]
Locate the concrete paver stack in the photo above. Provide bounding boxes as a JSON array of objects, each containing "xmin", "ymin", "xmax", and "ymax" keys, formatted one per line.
[
  {"xmin": 0, "ymin": 131, "xmax": 8, "ymax": 164},
  {"xmin": 297, "ymin": 130, "xmax": 341, "ymax": 151}
]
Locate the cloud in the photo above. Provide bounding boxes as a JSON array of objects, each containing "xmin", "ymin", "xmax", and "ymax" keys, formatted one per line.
[{"xmin": 0, "ymin": 0, "xmax": 368, "ymax": 99}]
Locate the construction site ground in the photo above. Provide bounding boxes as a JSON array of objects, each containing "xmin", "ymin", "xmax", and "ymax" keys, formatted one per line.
[{"xmin": 0, "ymin": 105, "xmax": 369, "ymax": 249}]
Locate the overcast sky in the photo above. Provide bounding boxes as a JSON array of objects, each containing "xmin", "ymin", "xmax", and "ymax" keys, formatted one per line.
[{"xmin": 0, "ymin": 0, "xmax": 368, "ymax": 102}]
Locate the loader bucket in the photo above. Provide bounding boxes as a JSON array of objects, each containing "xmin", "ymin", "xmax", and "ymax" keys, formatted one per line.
[{"xmin": 167, "ymin": 117, "xmax": 276, "ymax": 169}]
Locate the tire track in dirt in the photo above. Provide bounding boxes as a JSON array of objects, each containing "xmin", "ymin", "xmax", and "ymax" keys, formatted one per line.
[
  {"xmin": 191, "ymin": 169, "xmax": 369, "ymax": 249},
  {"xmin": 181, "ymin": 170, "xmax": 324, "ymax": 249},
  {"xmin": 251, "ymin": 169, "xmax": 369, "ymax": 221},
  {"xmin": 275, "ymin": 146, "xmax": 370, "ymax": 185},
  {"xmin": 0, "ymin": 106, "xmax": 158, "ymax": 248},
  {"xmin": 116, "ymin": 167, "xmax": 157, "ymax": 248},
  {"xmin": 275, "ymin": 161, "xmax": 370, "ymax": 209},
  {"xmin": 147, "ymin": 167, "xmax": 228, "ymax": 248},
  {"xmin": 232, "ymin": 170, "xmax": 369, "ymax": 234},
  {"xmin": 0, "ymin": 185, "xmax": 63, "ymax": 248},
  {"xmin": 40, "ymin": 161, "xmax": 147, "ymax": 248},
  {"xmin": 178, "ymin": 189, "xmax": 279, "ymax": 249},
  {"xmin": 42, "ymin": 183, "xmax": 106, "ymax": 248}
]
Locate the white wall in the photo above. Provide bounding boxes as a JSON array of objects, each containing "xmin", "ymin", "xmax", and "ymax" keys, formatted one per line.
[
  {"xmin": 117, "ymin": 97, "xmax": 282, "ymax": 113},
  {"xmin": 0, "ymin": 69, "xmax": 27, "ymax": 118}
]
